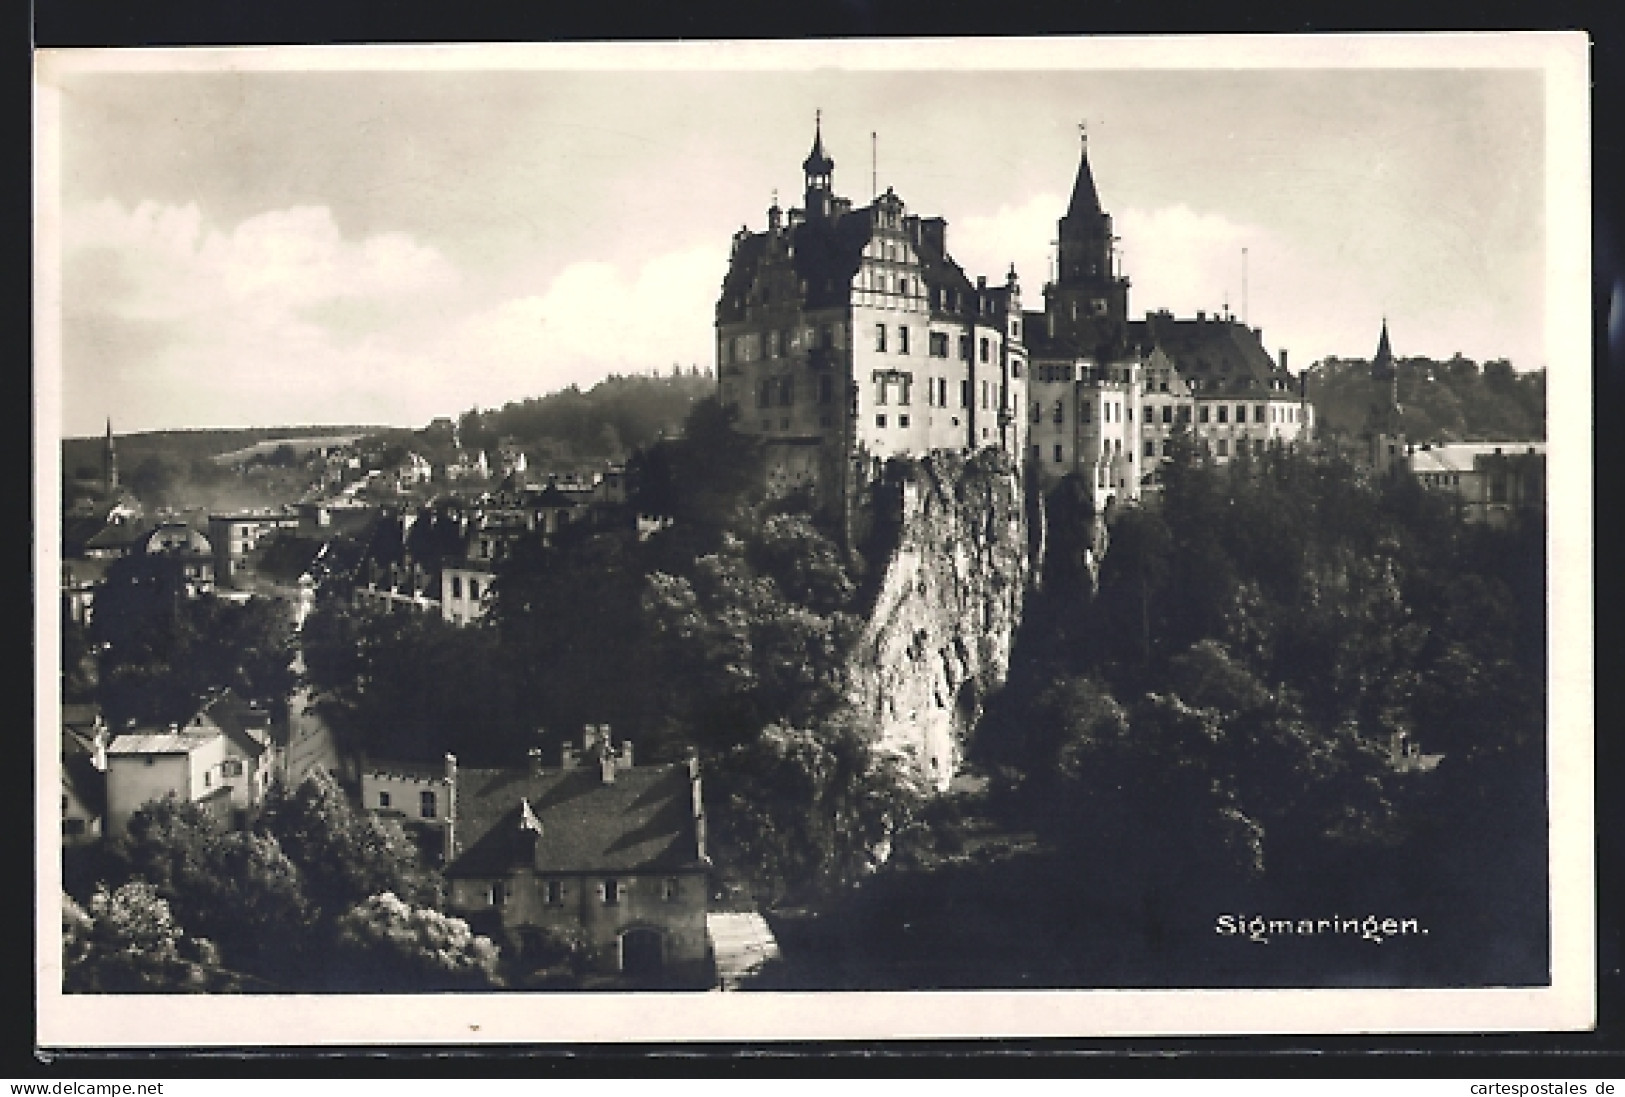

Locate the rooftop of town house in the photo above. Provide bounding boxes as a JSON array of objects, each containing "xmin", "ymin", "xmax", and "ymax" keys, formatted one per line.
[
  {"xmin": 447, "ymin": 758, "xmax": 702, "ymax": 878},
  {"xmin": 1408, "ymin": 441, "xmax": 1547, "ymax": 475},
  {"xmin": 107, "ymin": 730, "xmax": 220, "ymax": 756}
]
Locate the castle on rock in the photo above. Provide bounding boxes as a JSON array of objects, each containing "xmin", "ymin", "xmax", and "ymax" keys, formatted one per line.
[{"xmin": 715, "ymin": 117, "xmax": 1315, "ymax": 513}]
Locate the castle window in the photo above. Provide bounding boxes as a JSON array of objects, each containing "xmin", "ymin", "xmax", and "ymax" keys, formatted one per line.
[
  {"xmin": 469, "ymin": 579, "xmax": 481, "ymax": 600},
  {"xmin": 981, "ymin": 381, "xmax": 990, "ymax": 409},
  {"xmin": 1053, "ymin": 401, "xmax": 1064, "ymax": 424},
  {"xmin": 664, "ymin": 878, "xmax": 680, "ymax": 901},
  {"xmin": 601, "ymin": 879, "xmax": 621, "ymax": 906},
  {"xmin": 959, "ymin": 335, "xmax": 971, "ymax": 360},
  {"xmin": 874, "ymin": 378, "xmax": 888, "ymax": 406},
  {"xmin": 938, "ymin": 378, "xmax": 948, "ymax": 406},
  {"xmin": 544, "ymin": 880, "xmax": 564, "ymax": 905},
  {"xmin": 1144, "ymin": 405, "xmax": 1153, "ymax": 423},
  {"xmin": 1199, "ymin": 405, "xmax": 1210, "ymax": 424},
  {"xmin": 821, "ymin": 326, "xmax": 834, "ymax": 349},
  {"xmin": 757, "ymin": 380, "xmax": 771, "ymax": 408},
  {"xmin": 450, "ymin": 576, "xmax": 462, "ymax": 598},
  {"xmin": 780, "ymin": 418, "xmax": 789, "ymax": 430},
  {"xmin": 898, "ymin": 327, "xmax": 910, "ymax": 355},
  {"xmin": 876, "ymin": 415, "xmax": 887, "ymax": 428},
  {"xmin": 960, "ymin": 380, "xmax": 970, "ymax": 408},
  {"xmin": 1218, "ymin": 406, "xmax": 1229, "ymax": 424},
  {"xmin": 875, "ymin": 325, "xmax": 887, "ymax": 352},
  {"xmin": 898, "ymin": 377, "xmax": 912, "ymax": 405},
  {"xmin": 1145, "ymin": 440, "xmax": 1156, "ymax": 458},
  {"xmin": 1179, "ymin": 406, "xmax": 1192, "ymax": 424},
  {"xmin": 1030, "ymin": 444, "xmax": 1040, "ymax": 463},
  {"xmin": 980, "ymin": 338, "xmax": 990, "ymax": 363},
  {"xmin": 930, "ymin": 332, "xmax": 949, "ymax": 357},
  {"xmin": 1162, "ymin": 406, "xmax": 1172, "ymax": 424},
  {"xmin": 1126, "ymin": 404, "xmax": 1133, "ymax": 422},
  {"xmin": 1054, "ymin": 445, "xmax": 1064, "ymax": 464},
  {"xmin": 761, "ymin": 419, "xmax": 772, "ymax": 431},
  {"xmin": 1032, "ymin": 402, "xmax": 1042, "ymax": 424},
  {"xmin": 768, "ymin": 330, "xmax": 780, "ymax": 357},
  {"xmin": 899, "ymin": 415, "xmax": 910, "ymax": 428},
  {"xmin": 779, "ymin": 377, "xmax": 794, "ymax": 406},
  {"xmin": 1013, "ymin": 319, "xmax": 1021, "ymax": 338},
  {"xmin": 820, "ymin": 414, "xmax": 833, "ymax": 428},
  {"xmin": 1235, "ymin": 404, "xmax": 1246, "ymax": 423},
  {"xmin": 1217, "ymin": 439, "xmax": 1229, "ymax": 457},
  {"xmin": 1255, "ymin": 404, "xmax": 1266, "ymax": 423},
  {"xmin": 1255, "ymin": 438, "xmax": 1266, "ymax": 455}
]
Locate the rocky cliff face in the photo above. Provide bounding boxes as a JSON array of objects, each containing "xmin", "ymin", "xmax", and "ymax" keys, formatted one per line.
[{"xmin": 845, "ymin": 451, "xmax": 1034, "ymax": 791}]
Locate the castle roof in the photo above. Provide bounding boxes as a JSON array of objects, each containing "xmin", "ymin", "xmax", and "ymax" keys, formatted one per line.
[
  {"xmin": 1126, "ymin": 315, "xmax": 1293, "ymax": 398},
  {"xmin": 1064, "ymin": 136, "xmax": 1103, "ymax": 219},
  {"xmin": 447, "ymin": 762, "xmax": 702, "ymax": 878},
  {"xmin": 802, "ymin": 117, "xmax": 834, "ymax": 176}
]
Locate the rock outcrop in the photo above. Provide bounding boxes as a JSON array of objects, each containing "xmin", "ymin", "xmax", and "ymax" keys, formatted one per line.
[{"xmin": 845, "ymin": 451, "xmax": 1034, "ymax": 791}]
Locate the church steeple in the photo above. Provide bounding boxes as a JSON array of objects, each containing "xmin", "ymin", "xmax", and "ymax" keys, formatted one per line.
[{"xmin": 1372, "ymin": 317, "xmax": 1395, "ymax": 378}]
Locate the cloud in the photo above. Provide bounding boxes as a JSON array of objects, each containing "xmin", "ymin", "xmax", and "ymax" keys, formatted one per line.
[{"xmin": 437, "ymin": 244, "xmax": 725, "ymax": 410}]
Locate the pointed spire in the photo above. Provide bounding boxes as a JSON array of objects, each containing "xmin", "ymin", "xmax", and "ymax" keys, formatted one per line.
[
  {"xmin": 1373, "ymin": 317, "xmax": 1395, "ymax": 378},
  {"xmin": 1065, "ymin": 121, "xmax": 1102, "ymax": 218},
  {"xmin": 803, "ymin": 110, "xmax": 834, "ymax": 178}
]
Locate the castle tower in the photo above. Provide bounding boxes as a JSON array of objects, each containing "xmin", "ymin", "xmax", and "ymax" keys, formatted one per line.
[
  {"xmin": 102, "ymin": 418, "xmax": 119, "ymax": 494},
  {"xmin": 1044, "ymin": 126, "xmax": 1131, "ymax": 356},
  {"xmin": 803, "ymin": 111, "xmax": 835, "ymax": 221}
]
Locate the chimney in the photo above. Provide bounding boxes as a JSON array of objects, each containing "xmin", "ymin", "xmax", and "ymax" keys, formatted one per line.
[
  {"xmin": 1279, "ymin": 348, "xmax": 1289, "ymax": 373},
  {"xmin": 1196, "ymin": 310, "xmax": 1206, "ymax": 322},
  {"xmin": 527, "ymin": 747, "xmax": 545, "ymax": 777},
  {"xmin": 443, "ymin": 752, "xmax": 458, "ymax": 865},
  {"xmin": 688, "ymin": 749, "xmax": 708, "ymax": 863},
  {"xmin": 618, "ymin": 739, "xmax": 634, "ymax": 769},
  {"xmin": 581, "ymin": 724, "xmax": 602, "ymax": 756},
  {"xmin": 561, "ymin": 742, "xmax": 578, "ymax": 769},
  {"xmin": 599, "ymin": 745, "xmax": 617, "ymax": 784}
]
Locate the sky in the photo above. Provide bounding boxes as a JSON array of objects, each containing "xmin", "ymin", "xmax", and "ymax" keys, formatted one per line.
[{"xmin": 39, "ymin": 42, "xmax": 1552, "ymax": 438}]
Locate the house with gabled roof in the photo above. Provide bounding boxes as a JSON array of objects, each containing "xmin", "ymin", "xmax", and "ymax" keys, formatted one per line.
[
  {"xmin": 183, "ymin": 689, "xmax": 281, "ymax": 828},
  {"xmin": 105, "ymin": 728, "xmax": 232, "ymax": 837},
  {"xmin": 409, "ymin": 726, "xmax": 712, "ymax": 985}
]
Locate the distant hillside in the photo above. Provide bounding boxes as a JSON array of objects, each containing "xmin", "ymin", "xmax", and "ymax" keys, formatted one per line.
[
  {"xmin": 62, "ymin": 425, "xmax": 386, "ymax": 483},
  {"xmin": 454, "ymin": 370, "xmax": 714, "ymax": 463},
  {"xmin": 1307, "ymin": 356, "xmax": 1545, "ymax": 443}
]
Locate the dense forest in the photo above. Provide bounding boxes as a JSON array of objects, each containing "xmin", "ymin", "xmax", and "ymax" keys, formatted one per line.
[
  {"xmin": 762, "ymin": 431, "xmax": 1548, "ymax": 988},
  {"xmin": 1307, "ymin": 355, "xmax": 1545, "ymax": 443}
]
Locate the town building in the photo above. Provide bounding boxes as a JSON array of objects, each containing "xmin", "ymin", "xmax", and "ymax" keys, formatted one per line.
[
  {"xmin": 61, "ymin": 704, "xmax": 108, "ymax": 844},
  {"xmin": 104, "ymin": 728, "xmax": 232, "ymax": 837},
  {"xmin": 1407, "ymin": 441, "xmax": 1546, "ymax": 526},
  {"xmin": 207, "ymin": 511, "xmax": 299, "ymax": 590},
  {"xmin": 364, "ymin": 727, "xmax": 711, "ymax": 985},
  {"xmin": 182, "ymin": 689, "xmax": 281, "ymax": 828}
]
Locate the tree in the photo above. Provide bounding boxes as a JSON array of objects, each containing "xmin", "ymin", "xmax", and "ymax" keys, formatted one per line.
[
  {"xmin": 110, "ymin": 799, "xmax": 315, "ymax": 980},
  {"xmin": 62, "ymin": 884, "xmax": 230, "ymax": 993},
  {"xmin": 328, "ymin": 892, "xmax": 502, "ymax": 991},
  {"xmin": 710, "ymin": 713, "xmax": 926, "ymax": 904},
  {"xmin": 257, "ymin": 769, "xmax": 440, "ymax": 914}
]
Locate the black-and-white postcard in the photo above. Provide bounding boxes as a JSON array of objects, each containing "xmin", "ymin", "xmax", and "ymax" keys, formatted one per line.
[{"xmin": 34, "ymin": 33, "xmax": 1593, "ymax": 1047}]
